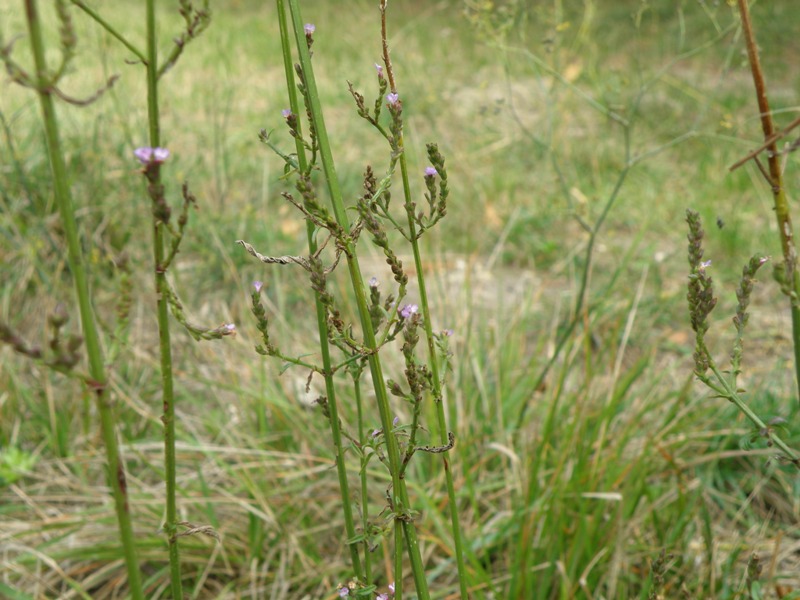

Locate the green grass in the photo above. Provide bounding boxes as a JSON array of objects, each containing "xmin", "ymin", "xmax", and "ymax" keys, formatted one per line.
[{"xmin": 2, "ymin": 0, "xmax": 800, "ymax": 598}]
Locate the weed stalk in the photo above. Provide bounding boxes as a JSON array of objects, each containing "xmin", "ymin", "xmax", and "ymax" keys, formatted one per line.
[
  {"xmin": 377, "ymin": 2, "xmax": 469, "ymax": 595},
  {"xmin": 686, "ymin": 209, "xmax": 799, "ymax": 467},
  {"xmin": 17, "ymin": 0, "xmax": 144, "ymax": 597},
  {"xmin": 274, "ymin": 0, "xmax": 364, "ymax": 580},
  {"xmin": 285, "ymin": 1, "xmax": 431, "ymax": 595},
  {"xmin": 735, "ymin": 0, "xmax": 800, "ymax": 401},
  {"xmin": 142, "ymin": 1, "xmax": 184, "ymax": 596},
  {"xmin": 74, "ymin": 0, "xmax": 214, "ymax": 593}
]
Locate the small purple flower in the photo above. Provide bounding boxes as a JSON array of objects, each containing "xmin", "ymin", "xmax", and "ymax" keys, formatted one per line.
[
  {"xmin": 337, "ymin": 586, "xmax": 349, "ymax": 598},
  {"xmin": 369, "ymin": 276, "xmax": 379, "ymax": 288},
  {"xmin": 253, "ymin": 281, "xmax": 264, "ymax": 293},
  {"xmin": 386, "ymin": 92, "xmax": 399, "ymax": 106},
  {"xmin": 388, "ymin": 582, "xmax": 395, "ymax": 594},
  {"xmin": 443, "ymin": 328, "xmax": 454, "ymax": 337},
  {"xmin": 224, "ymin": 323, "xmax": 236, "ymax": 333},
  {"xmin": 375, "ymin": 63, "xmax": 384, "ymax": 78},
  {"xmin": 304, "ymin": 23, "xmax": 315, "ymax": 35},
  {"xmin": 281, "ymin": 109, "xmax": 293, "ymax": 119},
  {"xmin": 134, "ymin": 146, "xmax": 170, "ymax": 165},
  {"xmin": 377, "ymin": 594, "xmax": 389, "ymax": 600},
  {"xmin": 392, "ymin": 416, "xmax": 400, "ymax": 427},
  {"xmin": 398, "ymin": 303, "xmax": 418, "ymax": 319},
  {"xmin": 424, "ymin": 166, "xmax": 438, "ymax": 178},
  {"xmin": 371, "ymin": 429, "xmax": 381, "ymax": 438},
  {"xmin": 699, "ymin": 260, "xmax": 712, "ymax": 271}
]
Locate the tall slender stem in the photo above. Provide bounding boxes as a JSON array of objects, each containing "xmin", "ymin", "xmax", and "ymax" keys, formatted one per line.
[
  {"xmin": 144, "ymin": 0, "xmax": 183, "ymax": 596},
  {"xmin": 398, "ymin": 151, "xmax": 469, "ymax": 595},
  {"xmin": 274, "ymin": 0, "xmax": 364, "ymax": 580},
  {"xmin": 354, "ymin": 375, "xmax": 372, "ymax": 584},
  {"xmin": 69, "ymin": 0, "xmax": 145, "ymax": 62},
  {"xmin": 22, "ymin": 1, "xmax": 143, "ymax": 597},
  {"xmin": 382, "ymin": 2, "xmax": 469, "ymax": 584},
  {"xmin": 286, "ymin": 2, "xmax": 430, "ymax": 596},
  {"xmin": 737, "ymin": 0, "xmax": 800, "ymax": 401}
]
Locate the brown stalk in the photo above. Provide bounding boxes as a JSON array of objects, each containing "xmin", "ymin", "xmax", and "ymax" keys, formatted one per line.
[{"xmin": 736, "ymin": 0, "xmax": 800, "ymax": 400}]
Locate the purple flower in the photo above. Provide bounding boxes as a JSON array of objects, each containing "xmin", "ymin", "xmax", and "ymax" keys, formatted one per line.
[
  {"xmin": 304, "ymin": 23, "xmax": 315, "ymax": 35},
  {"xmin": 388, "ymin": 582, "xmax": 395, "ymax": 594},
  {"xmin": 377, "ymin": 595, "xmax": 389, "ymax": 600},
  {"xmin": 398, "ymin": 304, "xmax": 418, "ymax": 319},
  {"xmin": 443, "ymin": 328, "xmax": 454, "ymax": 337},
  {"xmin": 369, "ymin": 276, "xmax": 379, "ymax": 288},
  {"xmin": 134, "ymin": 146, "xmax": 170, "ymax": 165},
  {"xmin": 375, "ymin": 63, "xmax": 384, "ymax": 78},
  {"xmin": 253, "ymin": 281, "xmax": 264, "ymax": 293},
  {"xmin": 386, "ymin": 92, "xmax": 399, "ymax": 106},
  {"xmin": 424, "ymin": 166, "xmax": 438, "ymax": 178},
  {"xmin": 281, "ymin": 109, "xmax": 293, "ymax": 119},
  {"xmin": 699, "ymin": 260, "xmax": 712, "ymax": 271},
  {"xmin": 371, "ymin": 429, "xmax": 381, "ymax": 438},
  {"xmin": 392, "ymin": 416, "xmax": 400, "ymax": 427},
  {"xmin": 224, "ymin": 323, "xmax": 236, "ymax": 333},
  {"xmin": 337, "ymin": 587, "xmax": 349, "ymax": 598}
]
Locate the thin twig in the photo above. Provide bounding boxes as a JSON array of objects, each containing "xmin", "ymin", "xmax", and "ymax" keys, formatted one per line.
[
  {"xmin": 379, "ymin": 0, "xmax": 396, "ymax": 93},
  {"xmin": 729, "ymin": 113, "xmax": 800, "ymax": 172},
  {"xmin": 736, "ymin": 0, "xmax": 800, "ymax": 401},
  {"xmin": 236, "ymin": 240, "xmax": 311, "ymax": 269}
]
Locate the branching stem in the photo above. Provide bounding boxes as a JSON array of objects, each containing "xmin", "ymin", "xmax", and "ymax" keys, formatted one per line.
[
  {"xmin": 21, "ymin": 1, "xmax": 144, "ymax": 596},
  {"xmin": 736, "ymin": 0, "xmax": 800, "ymax": 402}
]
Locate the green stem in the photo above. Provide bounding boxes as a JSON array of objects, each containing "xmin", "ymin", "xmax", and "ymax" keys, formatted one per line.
[
  {"xmin": 22, "ymin": 1, "xmax": 144, "ymax": 597},
  {"xmin": 275, "ymin": 0, "xmax": 363, "ymax": 581},
  {"xmin": 69, "ymin": 0, "xmax": 146, "ymax": 63},
  {"xmin": 708, "ymin": 364, "xmax": 799, "ymax": 464},
  {"xmin": 398, "ymin": 145, "xmax": 469, "ymax": 597},
  {"xmin": 286, "ymin": 2, "xmax": 430, "ymax": 596},
  {"xmin": 144, "ymin": 0, "xmax": 183, "ymax": 596},
  {"xmin": 354, "ymin": 373, "xmax": 372, "ymax": 584},
  {"xmin": 394, "ymin": 519, "xmax": 403, "ymax": 600},
  {"xmin": 736, "ymin": 0, "xmax": 800, "ymax": 402}
]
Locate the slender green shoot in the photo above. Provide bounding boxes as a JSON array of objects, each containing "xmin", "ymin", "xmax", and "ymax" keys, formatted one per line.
[
  {"xmin": 142, "ymin": 1, "xmax": 183, "ymax": 595},
  {"xmin": 273, "ymin": 0, "xmax": 364, "ymax": 580},
  {"xmin": 376, "ymin": 2, "xmax": 469, "ymax": 595},
  {"xmin": 285, "ymin": 1, "xmax": 431, "ymax": 595},
  {"xmin": 13, "ymin": 0, "xmax": 144, "ymax": 597}
]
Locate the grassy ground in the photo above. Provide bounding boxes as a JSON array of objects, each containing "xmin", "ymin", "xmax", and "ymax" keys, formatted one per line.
[{"xmin": 2, "ymin": 0, "xmax": 800, "ymax": 598}]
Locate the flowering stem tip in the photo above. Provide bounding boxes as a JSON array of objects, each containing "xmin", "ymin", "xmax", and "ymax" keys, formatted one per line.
[
  {"xmin": 399, "ymin": 303, "xmax": 418, "ymax": 319},
  {"xmin": 134, "ymin": 146, "xmax": 170, "ymax": 165}
]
